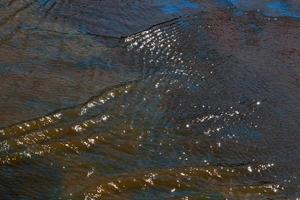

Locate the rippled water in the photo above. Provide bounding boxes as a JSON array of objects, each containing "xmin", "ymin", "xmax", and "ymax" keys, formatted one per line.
[{"xmin": 0, "ymin": 0, "xmax": 300, "ymax": 199}]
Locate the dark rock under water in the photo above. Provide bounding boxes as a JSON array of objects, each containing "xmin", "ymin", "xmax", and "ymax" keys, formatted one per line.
[{"xmin": 0, "ymin": 0, "xmax": 299, "ymax": 199}]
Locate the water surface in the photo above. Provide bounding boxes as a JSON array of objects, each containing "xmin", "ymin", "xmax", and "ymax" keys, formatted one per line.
[{"xmin": 0, "ymin": 0, "xmax": 300, "ymax": 199}]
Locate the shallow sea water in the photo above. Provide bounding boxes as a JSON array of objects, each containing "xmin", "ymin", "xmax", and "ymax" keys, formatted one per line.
[{"xmin": 0, "ymin": 0, "xmax": 300, "ymax": 199}]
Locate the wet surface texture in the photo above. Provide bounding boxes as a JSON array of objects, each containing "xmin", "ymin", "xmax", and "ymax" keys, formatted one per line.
[{"xmin": 0, "ymin": 0, "xmax": 300, "ymax": 199}]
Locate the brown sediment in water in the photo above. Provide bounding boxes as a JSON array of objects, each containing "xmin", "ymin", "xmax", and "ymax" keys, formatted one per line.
[{"xmin": 0, "ymin": 0, "xmax": 300, "ymax": 199}]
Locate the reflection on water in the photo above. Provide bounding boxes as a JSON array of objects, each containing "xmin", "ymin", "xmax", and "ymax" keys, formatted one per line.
[{"xmin": 0, "ymin": 0, "xmax": 300, "ymax": 199}]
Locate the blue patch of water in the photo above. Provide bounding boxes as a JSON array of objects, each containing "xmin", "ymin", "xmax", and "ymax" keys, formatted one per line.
[
  {"xmin": 227, "ymin": 0, "xmax": 240, "ymax": 6},
  {"xmin": 78, "ymin": 25, "xmax": 89, "ymax": 34},
  {"xmin": 267, "ymin": 1, "xmax": 300, "ymax": 18},
  {"xmin": 158, "ymin": 0, "xmax": 200, "ymax": 15},
  {"xmin": 38, "ymin": 0, "xmax": 56, "ymax": 8},
  {"xmin": 237, "ymin": 10, "xmax": 246, "ymax": 16}
]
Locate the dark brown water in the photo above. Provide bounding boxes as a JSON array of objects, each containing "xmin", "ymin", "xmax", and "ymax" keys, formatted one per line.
[{"xmin": 0, "ymin": 0, "xmax": 300, "ymax": 199}]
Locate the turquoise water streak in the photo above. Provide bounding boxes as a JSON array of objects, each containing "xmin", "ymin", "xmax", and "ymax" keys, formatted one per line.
[
  {"xmin": 157, "ymin": 0, "xmax": 200, "ymax": 14},
  {"xmin": 267, "ymin": 1, "xmax": 300, "ymax": 18},
  {"xmin": 38, "ymin": 0, "xmax": 56, "ymax": 8}
]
